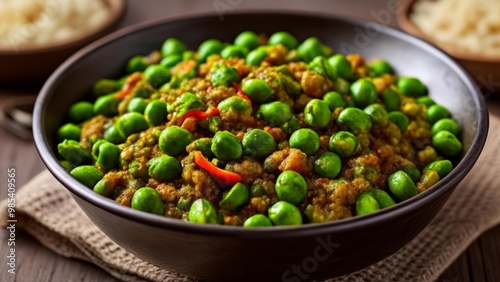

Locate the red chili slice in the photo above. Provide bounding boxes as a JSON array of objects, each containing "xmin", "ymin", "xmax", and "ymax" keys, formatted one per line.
[
  {"xmin": 115, "ymin": 72, "xmax": 142, "ymax": 99},
  {"xmin": 232, "ymin": 82, "xmax": 252, "ymax": 106},
  {"xmin": 193, "ymin": 151, "xmax": 242, "ymax": 187},
  {"xmin": 178, "ymin": 106, "xmax": 219, "ymax": 124}
]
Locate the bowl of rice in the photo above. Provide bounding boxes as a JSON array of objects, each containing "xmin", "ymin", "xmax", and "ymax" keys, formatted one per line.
[
  {"xmin": 0, "ymin": 0, "xmax": 126, "ymax": 86},
  {"xmin": 398, "ymin": 0, "xmax": 500, "ymax": 94}
]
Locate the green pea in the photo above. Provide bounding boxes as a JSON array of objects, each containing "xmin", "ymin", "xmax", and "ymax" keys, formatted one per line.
[
  {"xmin": 211, "ymin": 131, "xmax": 242, "ymax": 161},
  {"xmin": 289, "ymin": 128, "xmax": 320, "ymax": 156},
  {"xmin": 280, "ymin": 74, "xmax": 302, "ymax": 96},
  {"xmin": 364, "ymin": 104, "xmax": 388, "ymax": 125},
  {"xmin": 432, "ymin": 130, "xmax": 462, "ymax": 157},
  {"xmin": 388, "ymin": 170, "xmax": 418, "ymax": 202},
  {"xmin": 268, "ymin": 31, "xmax": 299, "ymax": 50},
  {"xmin": 221, "ymin": 45, "xmax": 248, "ymax": 59},
  {"xmin": 70, "ymin": 165, "xmax": 103, "ymax": 188},
  {"xmin": 126, "ymin": 55, "xmax": 149, "ymax": 73},
  {"xmin": 243, "ymin": 214, "xmax": 273, "ymax": 227},
  {"xmin": 369, "ymin": 189, "xmax": 396, "ymax": 208},
  {"xmin": 193, "ymin": 138, "xmax": 214, "ymax": 158},
  {"xmin": 424, "ymin": 159, "xmax": 453, "ymax": 179},
  {"xmin": 308, "ymin": 56, "xmax": 328, "ymax": 77},
  {"xmin": 94, "ymin": 141, "xmax": 121, "ymax": 171},
  {"xmin": 206, "ymin": 116, "xmax": 222, "ymax": 134},
  {"xmin": 297, "ymin": 37, "xmax": 329, "ymax": 63},
  {"xmin": 246, "ymin": 46, "xmax": 268, "ymax": 66},
  {"xmin": 158, "ymin": 126, "xmax": 194, "ymax": 156},
  {"xmin": 355, "ymin": 192, "xmax": 380, "ymax": 216},
  {"xmin": 368, "ymin": 59, "xmax": 394, "ymax": 77},
  {"xmin": 131, "ymin": 187, "xmax": 164, "ymax": 215},
  {"xmin": 417, "ymin": 96, "xmax": 436, "ymax": 108},
  {"xmin": 268, "ymin": 201, "xmax": 302, "ymax": 226},
  {"xmin": 93, "ymin": 178, "xmax": 114, "ymax": 197},
  {"xmin": 281, "ymin": 116, "xmax": 301, "ymax": 135},
  {"xmin": 334, "ymin": 78, "xmax": 350, "ymax": 96},
  {"xmin": 161, "ymin": 38, "xmax": 186, "ymax": 57},
  {"xmin": 314, "ymin": 152, "xmax": 342, "ymax": 179},
  {"xmin": 128, "ymin": 159, "xmax": 148, "ymax": 180},
  {"xmin": 182, "ymin": 50, "xmax": 195, "ymax": 61},
  {"xmin": 259, "ymin": 101, "xmax": 292, "ymax": 127},
  {"xmin": 68, "ymin": 101, "xmax": 94, "ymax": 123},
  {"xmin": 431, "ymin": 118, "xmax": 460, "ymax": 136},
  {"xmin": 57, "ymin": 123, "xmax": 81, "ymax": 142},
  {"xmin": 116, "ymin": 76, "xmax": 126, "ymax": 88},
  {"xmin": 130, "ymin": 82, "xmax": 154, "ymax": 98},
  {"xmin": 218, "ymin": 96, "xmax": 252, "ymax": 116},
  {"xmin": 164, "ymin": 76, "xmax": 182, "ymax": 90},
  {"xmin": 169, "ymin": 92, "xmax": 204, "ymax": 117},
  {"xmin": 144, "ymin": 100, "xmax": 168, "ymax": 126},
  {"xmin": 304, "ymin": 99, "xmax": 331, "ymax": 129},
  {"xmin": 144, "ymin": 65, "xmax": 171, "ymax": 89},
  {"xmin": 397, "ymin": 77, "xmax": 427, "ymax": 98},
  {"xmin": 160, "ymin": 54, "xmax": 183, "ymax": 68},
  {"xmin": 242, "ymin": 78, "xmax": 273, "ymax": 103},
  {"xmin": 427, "ymin": 104, "xmax": 451, "ymax": 124},
  {"xmin": 188, "ymin": 198, "xmax": 219, "ymax": 224},
  {"xmin": 57, "ymin": 139, "xmax": 92, "ymax": 165},
  {"xmin": 59, "ymin": 160, "xmax": 74, "ymax": 172},
  {"xmin": 350, "ymin": 79, "xmax": 377, "ymax": 108},
  {"xmin": 219, "ymin": 183, "xmax": 249, "ymax": 211},
  {"xmin": 234, "ymin": 31, "xmax": 260, "ymax": 50},
  {"xmin": 323, "ymin": 91, "xmax": 346, "ymax": 110},
  {"xmin": 177, "ymin": 197, "xmax": 192, "ymax": 211},
  {"xmin": 197, "ymin": 38, "xmax": 224, "ymax": 62},
  {"xmin": 127, "ymin": 97, "xmax": 148, "ymax": 113},
  {"xmin": 93, "ymin": 93, "xmax": 120, "ymax": 117},
  {"xmin": 115, "ymin": 112, "xmax": 149, "ymax": 138},
  {"xmin": 147, "ymin": 155, "xmax": 182, "ymax": 182},
  {"xmin": 242, "ymin": 129, "xmax": 276, "ymax": 158},
  {"xmin": 401, "ymin": 164, "xmax": 420, "ymax": 182},
  {"xmin": 388, "ymin": 111, "xmax": 409, "ymax": 132},
  {"xmin": 91, "ymin": 139, "xmax": 108, "ymax": 155},
  {"xmin": 275, "ymin": 171, "xmax": 307, "ymax": 205},
  {"xmin": 337, "ymin": 107, "xmax": 372, "ymax": 133},
  {"xmin": 92, "ymin": 79, "xmax": 119, "ymax": 97},
  {"xmin": 211, "ymin": 65, "xmax": 240, "ymax": 87},
  {"xmin": 328, "ymin": 131, "xmax": 358, "ymax": 158},
  {"xmin": 382, "ymin": 88, "xmax": 400, "ymax": 111},
  {"xmin": 325, "ymin": 54, "xmax": 353, "ymax": 80},
  {"xmin": 104, "ymin": 125, "xmax": 126, "ymax": 144},
  {"xmin": 278, "ymin": 65, "xmax": 293, "ymax": 77}
]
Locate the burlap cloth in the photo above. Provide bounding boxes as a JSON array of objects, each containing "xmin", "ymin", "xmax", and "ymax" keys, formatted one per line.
[{"xmin": 1, "ymin": 112, "xmax": 499, "ymax": 282}]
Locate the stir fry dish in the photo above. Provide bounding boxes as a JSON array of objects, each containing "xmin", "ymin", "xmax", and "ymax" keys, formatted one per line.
[{"xmin": 56, "ymin": 31, "xmax": 463, "ymax": 227}]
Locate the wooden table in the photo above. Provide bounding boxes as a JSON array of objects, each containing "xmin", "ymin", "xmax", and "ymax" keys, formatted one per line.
[{"xmin": 1, "ymin": 1, "xmax": 499, "ymax": 281}]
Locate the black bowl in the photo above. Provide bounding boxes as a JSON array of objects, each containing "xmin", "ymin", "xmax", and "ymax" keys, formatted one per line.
[{"xmin": 33, "ymin": 11, "xmax": 488, "ymax": 281}]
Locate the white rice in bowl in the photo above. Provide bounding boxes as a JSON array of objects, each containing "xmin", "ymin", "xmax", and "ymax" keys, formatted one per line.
[
  {"xmin": 411, "ymin": 0, "xmax": 500, "ymax": 56},
  {"xmin": 0, "ymin": 0, "xmax": 109, "ymax": 48}
]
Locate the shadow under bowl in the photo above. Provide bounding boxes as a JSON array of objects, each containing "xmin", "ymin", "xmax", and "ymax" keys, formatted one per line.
[{"xmin": 33, "ymin": 11, "xmax": 488, "ymax": 281}]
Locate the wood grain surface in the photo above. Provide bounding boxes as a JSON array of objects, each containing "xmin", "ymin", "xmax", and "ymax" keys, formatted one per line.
[{"xmin": 0, "ymin": 1, "xmax": 499, "ymax": 281}]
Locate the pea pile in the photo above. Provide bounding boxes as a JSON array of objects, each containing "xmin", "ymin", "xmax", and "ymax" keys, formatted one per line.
[{"xmin": 56, "ymin": 31, "xmax": 463, "ymax": 227}]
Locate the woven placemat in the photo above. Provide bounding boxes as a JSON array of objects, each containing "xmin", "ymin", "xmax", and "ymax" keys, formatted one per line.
[{"xmin": 1, "ymin": 112, "xmax": 498, "ymax": 281}]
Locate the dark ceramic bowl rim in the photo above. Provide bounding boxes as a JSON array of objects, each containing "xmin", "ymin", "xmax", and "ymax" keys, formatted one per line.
[{"xmin": 34, "ymin": 9, "xmax": 488, "ymax": 238}]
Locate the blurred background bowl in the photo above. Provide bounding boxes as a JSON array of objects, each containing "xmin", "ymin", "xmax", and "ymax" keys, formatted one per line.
[
  {"xmin": 397, "ymin": 0, "xmax": 500, "ymax": 95},
  {"xmin": 0, "ymin": 0, "xmax": 126, "ymax": 87}
]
